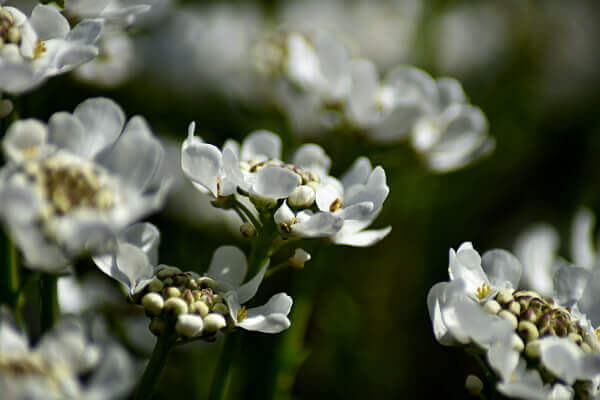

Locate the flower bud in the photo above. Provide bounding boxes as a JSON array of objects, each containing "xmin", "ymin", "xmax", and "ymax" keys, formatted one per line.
[
  {"xmin": 147, "ymin": 278, "xmax": 164, "ymax": 292},
  {"xmin": 176, "ymin": 314, "xmax": 204, "ymax": 338},
  {"xmin": 157, "ymin": 266, "xmax": 182, "ymax": 279},
  {"xmin": 465, "ymin": 375, "xmax": 483, "ymax": 396},
  {"xmin": 240, "ymin": 222, "xmax": 256, "ymax": 238},
  {"xmin": 525, "ymin": 340, "xmax": 541, "ymax": 358},
  {"xmin": 518, "ymin": 321, "xmax": 539, "ymax": 342},
  {"xmin": 142, "ymin": 293, "xmax": 164, "ymax": 316},
  {"xmin": 274, "ymin": 203, "xmax": 295, "ymax": 226},
  {"xmin": 496, "ymin": 289, "xmax": 513, "ymax": 304},
  {"xmin": 506, "ymin": 300, "xmax": 521, "ymax": 316},
  {"xmin": 213, "ymin": 303, "xmax": 229, "ymax": 315},
  {"xmin": 197, "ymin": 277, "xmax": 216, "ymax": 289},
  {"xmin": 164, "ymin": 297, "xmax": 188, "ymax": 315},
  {"xmin": 288, "ymin": 185, "xmax": 315, "ymax": 208},
  {"xmin": 498, "ymin": 310, "xmax": 518, "ymax": 329},
  {"xmin": 483, "ymin": 300, "xmax": 501, "ymax": 315},
  {"xmin": 289, "ymin": 248, "xmax": 311, "ymax": 269},
  {"xmin": 203, "ymin": 313, "xmax": 227, "ymax": 332},
  {"xmin": 194, "ymin": 301, "xmax": 210, "ymax": 317},
  {"xmin": 166, "ymin": 287, "xmax": 181, "ymax": 298}
]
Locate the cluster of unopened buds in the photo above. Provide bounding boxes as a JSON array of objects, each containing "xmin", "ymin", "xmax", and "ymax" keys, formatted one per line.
[{"xmin": 138, "ymin": 266, "xmax": 234, "ymax": 340}]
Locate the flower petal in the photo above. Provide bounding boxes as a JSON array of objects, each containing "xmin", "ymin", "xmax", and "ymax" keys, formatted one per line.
[
  {"xmin": 29, "ymin": 4, "xmax": 70, "ymax": 41},
  {"xmin": 3, "ymin": 119, "xmax": 48, "ymax": 162},
  {"xmin": 206, "ymin": 246, "xmax": 247, "ymax": 288},
  {"xmin": 571, "ymin": 207, "xmax": 596, "ymax": 270},
  {"xmin": 240, "ymin": 130, "xmax": 281, "ymax": 161},
  {"xmin": 120, "ymin": 223, "xmax": 160, "ymax": 267},
  {"xmin": 251, "ymin": 166, "xmax": 299, "ymax": 199},
  {"xmin": 341, "ymin": 157, "xmax": 372, "ymax": 189},
  {"xmin": 553, "ymin": 264, "xmax": 590, "ymax": 307},
  {"xmin": 236, "ymin": 261, "xmax": 268, "ymax": 304},
  {"xmin": 332, "ymin": 226, "xmax": 391, "ymax": 247},
  {"xmin": 481, "ymin": 249, "xmax": 522, "ymax": 290},
  {"xmin": 292, "ymin": 144, "xmax": 331, "ymax": 177},
  {"xmin": 292, "ymin": 212, "xmax": 344, "ymax": 237},
  {"xmin": 181, "ymin": 135, "xmax": 222, "ymax": 198},
  {"xmin": 237, "ymin": 293, "xmax": 293, "ymax": 333},
  {"xmin": 73, "ymin": 97, "xmax": 125, "ymax": 158}
]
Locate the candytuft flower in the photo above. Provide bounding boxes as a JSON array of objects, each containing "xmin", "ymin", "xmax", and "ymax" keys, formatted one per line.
[
  {"xmin": 0, "ymin": 3, "xmax": 103, "ymax": 93},
  {"xmin": 94, "ymin": 223, "xmax": 293, "ymax": 339},
  {"xmin": 0, "ymin": 97, "xmax": 168, "ymax": 271}
]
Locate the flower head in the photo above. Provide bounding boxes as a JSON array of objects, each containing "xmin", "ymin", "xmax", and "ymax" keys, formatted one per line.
[
  {"xmin": 0, "ymin": 97, "xmax": 168, "ymax": 271},
  {"xmin": 0, "ymin": 310, "xmax": 135, "ymax": 399},
  {"xmin": 93, "ymin": 223, "xmax": 293, "ymax": 339},
  {"xmin": 0, "ymin": 4, "xmax": 103, "ymax": 94}
]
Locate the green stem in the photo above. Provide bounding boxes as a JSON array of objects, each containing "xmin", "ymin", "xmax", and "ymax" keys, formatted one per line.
[
  {"xmin": 135, "ymin": 326, "xmax": 175, "ymax": 400},
  {"xmin": 264, "ymin": 261, "xmax": 290, "ymax": 278},
  {"xmin": 208, "ymin": 330, "xmax": 242, "ymax": 400},
  {"xmin": 0, "ymin": 233, "xmax": 20, "ymax": 319},
  {"xmin": 39, "ymin": 274, "xmax": 59, "ymax": 333},
  {"xmin": 235, "ymin": 200, "xmax": 262, "ymax": 231}
]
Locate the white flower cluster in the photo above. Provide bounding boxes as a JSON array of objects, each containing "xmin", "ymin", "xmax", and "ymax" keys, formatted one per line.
[
  {"xmin": 0, "ymin": 2, "xmax": 103, "ymax": 94},
  {"xmin": 181, "ymin": 126, "xmax": 391, "ymax": 247},
  {"xmin": 254, "ymin": 30, "xmax": 494, "ymax": 172},
  {"xmin": 0, "ymin": 97, "xmax": 168, "ymax": 271},
  {"xmin": 0, "ymin": 311, "xmax": 134, "ymax": 399},
  {"xmin": 94, "ymin": 223, "xmax": 293, "ymax": 339},
  {"xmin": 428, "ymin": 241, "xmax": 600, "ymax": 399}
]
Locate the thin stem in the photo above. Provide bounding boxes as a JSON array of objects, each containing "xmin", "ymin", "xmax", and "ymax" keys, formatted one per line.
[
  {"xmin": 264, "ymin": 261, "xmax": 290, "ymax": 278},
  {"xmin": 232, "ymin": 205, "xmax": 250, "ymax": 224},
  {"xmin": 0, "ymin": 233, "xmax": 20, "ymax": 320},
  {"xmin": 135, "ymin": 326, "xmax": 175, "ymax": 400},
  {"xmin": 235, "ymin": 200, "xmax": 262, "ymax": 231},
  {"xmin": 39, "ymin": 274, "xmax": 59, "ymax": 334},
  {"xmin": 209, "ymin": 330, "xmax": 242, "ymax": 400}
]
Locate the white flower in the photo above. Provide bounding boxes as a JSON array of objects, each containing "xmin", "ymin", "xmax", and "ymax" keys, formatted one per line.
[
  {"xmin": 0, "ymin": 97, "xmax": 168, "ymax": 272},
  {"xmin": 94, "ymin": 224, "xmax": 293, "ymax": 336},
  {"xmin": 64, "ymin": 0, "xmax": 151, "ymax": 28},
  {"xmin": 74, "ymin": 28, "xmax": 137, "ymax": 87},
  {"xmin": 429, "ymin": 241, "xmax": 600, "ymax": 399},
  {"xmin": 0, "ymin": 310, "xmax": 135, "ymax": 400},
  {"xmin": 0, "ymin": 4, "xmax": 103, "ymax": 94}
]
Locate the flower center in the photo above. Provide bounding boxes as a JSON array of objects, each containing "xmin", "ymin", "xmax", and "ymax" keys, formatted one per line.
[
  {"xmin": 0, "ymin": 354, "xmax": 73, "ymax": 396},
  {"xmin": 476, "ymin": 282, "xmax": 491, "ymax": 300},
  {"xmin": 23, "ymin": 155, "xmax": 114, "ymax": 215},
  {"xmin": 484, "ymin": 289, "xmax": 598, "ymax": 353},
  {"xmin": 0, "ymin": 7, "xmax": 21, "ymax": 47}
]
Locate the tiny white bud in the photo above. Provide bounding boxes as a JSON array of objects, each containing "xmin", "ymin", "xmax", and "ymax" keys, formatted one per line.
[
  {"xmin": 142, "ymin": 293, "xmax": 164, "ymax": 316},
  {"xmin": 274, "ymin": 203, "xmax": 295, "ymax": 226},
  {"xmin": 240, "ymin": 222, "xmax": 256, "ymax": 238},
  {"xmin": 164, "ymin": 297, "xmax": 188, "ymax": 315},
  {"xmin": 175, "ymin": 314, "xmax": 204, "ymax": 338},
  {"xmin": 166, "ymin": 287, "xmax": 181, "ymax": 298},
  {"xmin": 288, "ymin": 185, "xmax": 315, "ymax": 208},
  {"xmin": 203, "ymin": 313, "xmax": 227, "ymax": 332},
  {"xmin": 496, "ymin": 289, "xmax": 514, "ymax": 304},
  {"xmin": 465, "ymin": 375, "xmax": 483, "ymax": 396},
  {"xmin": 498, "ymin": 310, "xmax": 518, "ymax": 329},
  {"xmin": 289, "ymin": 248, "xmax": 311, "ymax": 269},
  {"xmin": 518, "ymin": 321, "xmax": 539, "ymax": 342},
  {"xmin": 483, "ymin": 300, "xmax": 501, "ymax": 315}
]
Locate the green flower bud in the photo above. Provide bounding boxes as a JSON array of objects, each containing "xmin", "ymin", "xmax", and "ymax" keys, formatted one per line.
[
  {"xmin": 213, "ymin": 303, "xmax": 229, "ymax": 315},
  {"xmin": 465, "ymin": 375, "xmax": 483, "ymax": 396},
  {"xmin": 157, "ymin": 266, "xmax": 182, "ymax": 279},
  {"xmin": 240, "ymin": 222, "xmax": 257, "ymax": 238},
  {"xmin": 506, "ymin": 300, "xmax": 521, "ymax": 316},
  {"xmin": 147, "ymin": 278, "xmax": 164, "ymax": 292},
  {"xmin": 581, "ymin": 343, "xmax": 592, "ymax": 353},
  {"xmin": 498, "ymin": 310, "xmax": 518, "ymax": 329},
  {"xmin": 496, "ymin": 289, "xmax": 513, "ymax": 305},
  {"xmin": 203, "ymin": 313, "xmax": 227, "ymax": 332},
  {"xmin": 194, "ymin": 301, "xmax": 210, "ymax": 317},
  {"xmin": 142, "ymin": 293, "xmax": 164, "ymax": 316},
  {"xmin": 525, "ymin": 340, "xmax": 541, "ymax": 359},
  {"xmin": 518, "ymin": 321, "xmax": 539, "ymax": 342},
  {"xmin": 164, "ymin": 297, "xmax": 188, "ymax": 315},
  {"xmin": 198, "ymin": 277, "xmax": 216, "ymax": 289}
]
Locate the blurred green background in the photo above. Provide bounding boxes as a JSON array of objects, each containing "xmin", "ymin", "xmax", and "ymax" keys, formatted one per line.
[{"xmin": 18, "ymin": 0, "xmax": 600, "ymax": 398}]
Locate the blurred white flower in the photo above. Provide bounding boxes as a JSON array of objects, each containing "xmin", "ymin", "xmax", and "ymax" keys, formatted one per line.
[
  {"xmin": 74, "ymin": 29, "xmax": 137, "ymax": 87},
  {"xmin": 94, "ymin": 223, "xmax": 293, "ymax": 337},
  {"xmin": 0, "ymin": 310, "xmax": 135, "ymax": 399},
  {"xmin": 64, "ymin": 0, "xmax": 151, "ymax": 28},
  {"xmin": 0, "ymin": 3, "xmax": 102, "ymax": 94},
  {"xmin": 428, "ymin": 241, "xmax": 600, "ymax": 398},
  {"xmin": 0, "ymin": 97, "xmax": 168, "ymax": 272}
]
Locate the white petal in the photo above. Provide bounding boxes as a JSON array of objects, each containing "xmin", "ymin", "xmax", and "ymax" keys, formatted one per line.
[
  {"xmin": 222, "ymin": 147, "xmax": 245, "ymax": 194},
  {"xmin": 571, "ymin": 207, "xmax": 596, "ymax": 270},
  {"xmin": 335, "ymin": 202, "xmax": 374, "ymax": 221},
  {"xmin": 274, "ymin": 201, "xmax": 295, "ymax": 225},
  {"xmin": 207, "ymin": 246, "xmax": 247, "ymax": 288},
  {"xmin": 240, "ymin": 130, "xmax": 281, "ymax": 161},
  {"xmin": 181, "ymin": 137, "xmax": 222, "ymax": 198},
  {"xmin": 66, "ymin": 18, "xmax": 103, "ymax": 45},
  {"xmin": 553, "ymin": 264, "xmax": 590, "ymax": 306},
  {"xmin": 251, "ymin": 166, "xmax": 299, "ymax": 199},
  {"xmin": 341, "ymin": 157, "xmax": 372, "ymax": 189},
  {"xmin": 292, "ymin": 212, "xmax": 344, "ymax": 237},
  {"xmin": 487, "ymin": 338, "xmax": 519, "ymax": 382},
  {"xmin": 100, "ymin": 116, "xmax": 163, "ymax": 191},
  {"xmin": 120, "ymin": 223, "xmax": 160, "ymax": 266},
  {"xmin": 538, "ymin": 337, "xmax": 586, "ymax": 384},
  {"xmin": 385, "ymin": 65, "xmax": 438, "ymax": 111},
  {"xmin": 348, "ymin": 58, "xmax": 379, "ymax": 125},
  {"xmin": 235, "ymin": 261, "xmax": 268, "ymax": 304},
  {"xmin": 86, "ymin": 345, "xmax": 135, "ymax": 400},
  {"xmin": 514, "ymin": 223, "xmax": 560, "ymax": 296},
  {"xmin": 436, "ymin": 77, "xmax": 467, "ymax": 109},
  {"xmin": 332, "ymin": 226, "xmax": 391, "ymax": 247},
  {"xmin": 29, "ymin": 5, "xmax": 70, "ymax": 40},
  {"xmin": 481, "ymin": 249, "xmax": 522, "ymax": 290},
  {"xmin": 448, "ymin": 242, "xmax": 487, "ymax": 295},
  {"xmin": 72, "ymin": 97, "xmax": 124, "ymax": 158},
  {"xmin": 292, "ymin": 144, "xmax": 331, "ymax": 177},
  {"xmin": 238, "ymin": 293, "xmax": 293, "ymax": 333},
  {"xmin": 315, "ymin": 176, "xmax": 344, "ymax": 212},
  {"xmin": 48, "ymin": 111, "xmax": 87, "ymax": 156},
  {"xmin": 3, "ymin": 119, "xmax": 48, "ymax": 162},
  {"xmin": 0, "ymin": 311, "xmax": 28, "ymax": 355},
  {"xmin": 344, "ymin": 166, "xmax": 389, "ymax": 211}
]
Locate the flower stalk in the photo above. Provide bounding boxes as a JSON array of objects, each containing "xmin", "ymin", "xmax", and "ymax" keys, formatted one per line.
[
  {"xmin": 135, "ymin": 323, "xmax": 176, "ymax": 400},
  {"xmin": 0, "ymin": 232, "xmax": 20, "ymax": 318},
  {"xmin": 209, "ymin": 330, "xmax": 242, "ymax": 400},
  {"xmin": 39, "ymin": 273, "xmax": 59, "ymax": 333}
]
